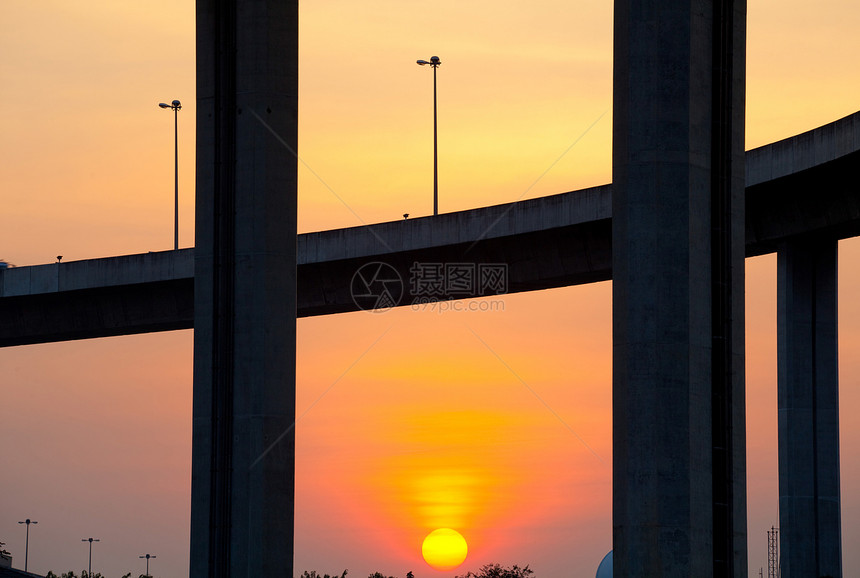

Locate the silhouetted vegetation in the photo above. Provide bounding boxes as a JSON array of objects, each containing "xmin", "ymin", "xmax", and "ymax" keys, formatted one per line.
[
  {"xmin": 45, "ymin": 570, "xmax": 134, "ymax": 578},
  {"xmin": 299, "ymin": 565, "xmax": 531, "ymax": 578},
  {"xmin": 455, "ymin": 563, "xmax": 534, "ymax": 578},
  {"xmin": 299, "ymin": 571, "xmax": 348, "ymax": 578}
]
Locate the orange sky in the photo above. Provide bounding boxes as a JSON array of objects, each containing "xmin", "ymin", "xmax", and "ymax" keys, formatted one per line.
[{"xmin": 1, "ymin": 1, "xmax": 860, "ymax": 577}]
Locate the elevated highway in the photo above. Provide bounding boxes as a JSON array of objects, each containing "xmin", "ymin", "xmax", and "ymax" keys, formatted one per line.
[{"xmin": 1, "ymin": 110, "xmax": 858, "ymax": 347}]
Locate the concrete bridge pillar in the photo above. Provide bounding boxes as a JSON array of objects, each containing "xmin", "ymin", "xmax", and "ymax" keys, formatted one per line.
[
  {"xmin": 191, "ymin": 1, "xmax": 298, "ymax": 576},
  {"xmin": 778, "ymin": 238, "xmax": 842, "ymax": 578},
  {"xmin": 612, "ymin": 0, "xmax": 747, "ymax": 575}
]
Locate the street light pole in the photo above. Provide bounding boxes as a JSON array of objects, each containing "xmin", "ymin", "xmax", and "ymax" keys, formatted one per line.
[
  {"xmin": 416, "ymin": 56, "xmax": 441, "ymax": 215},
  {"xmin": 17, "ymin": 519, "xmax": 37, "ymax": 572},
  {"xmin": 158, "ymin": 99, "xmax": 182, "ymax": 249},
  {"xmin": 82, "ymin": 537, "xmax": 100, "ymax": 576},
  {"xmin": 139, "ymin": 553, "xmax": 157, "ymax": 577}
]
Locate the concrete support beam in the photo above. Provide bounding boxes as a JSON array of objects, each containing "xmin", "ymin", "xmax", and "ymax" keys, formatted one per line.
[
  {"xmin": 778, "ymin": 238, "xmax": 842, "ymax": 578},
  {"xmin": 612, "ymin": 0, "xmax": 747, "ymax": 575},
  {"xmin": 191, "ymin": 1, "xmax": 298, "ymax": 576}
]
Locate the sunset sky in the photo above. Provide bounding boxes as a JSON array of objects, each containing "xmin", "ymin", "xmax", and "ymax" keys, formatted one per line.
[{"xmin": 2, "ymin": 1, "xmax": 860, "ymax": 577}]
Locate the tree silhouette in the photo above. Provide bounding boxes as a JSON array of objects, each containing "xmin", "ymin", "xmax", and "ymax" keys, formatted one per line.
[
  {"xmin": 45, "ymin": 570, "xmax": 133, "ymax": 578},
  {"xmin": 299, "ymin": 570, "xmax": 348, "ymax": 578},
  {"xmin": 455, "ymin": 563, "xmax": 534, "ymax": 578}
]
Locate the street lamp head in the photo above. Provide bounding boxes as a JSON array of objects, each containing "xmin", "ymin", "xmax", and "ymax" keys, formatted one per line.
[
  {"xmin": 417, "ymin": 57, "xmax": 441, "ymax": 67},
  {"xmin": 171, "ymin": 99, "xmax": 182, "ymax": 109},
  {"xmin": 158, "ymin": 102, "xmax": 170, "ymax": 109}
]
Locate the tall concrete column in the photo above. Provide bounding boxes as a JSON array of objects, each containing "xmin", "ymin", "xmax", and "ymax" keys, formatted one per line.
[
  {"xmin": 778, "ymin": 238, "xmax": 842, "ymax": 578},
  {"xmin": 612, "ymin": 0, "xmax": 747, "ymax": 575},
  {"xmin": 192, "ymin": 1, "xmax": 298, "ymax": 576}
]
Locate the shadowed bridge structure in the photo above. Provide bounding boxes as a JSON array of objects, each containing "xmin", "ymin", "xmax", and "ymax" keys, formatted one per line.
[
  {"xmin": 2, "ymin": 0, "xmax": 858, "ymax": 575},
  {"xmin": 3, "ymin": 110, "xmax": 859, "ymax": 345}
]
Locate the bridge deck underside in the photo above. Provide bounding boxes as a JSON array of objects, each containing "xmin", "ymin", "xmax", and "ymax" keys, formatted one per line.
[{"xmin": 1, "ymin": 146, "xmax": 858, "ymax": 348}]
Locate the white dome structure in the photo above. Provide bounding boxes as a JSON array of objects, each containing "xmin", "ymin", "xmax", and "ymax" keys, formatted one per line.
[{"xmin": 596, "ymin": 550, "xmax": 613, "ymax": 578}]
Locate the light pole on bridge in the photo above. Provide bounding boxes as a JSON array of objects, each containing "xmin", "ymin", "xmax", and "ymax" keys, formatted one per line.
[
  {"xmin": 416, "ymin": 56, "xmax": 441, "ymax": 216},
  {"xmin": 158, "ymin": 99, "xmax": 182, "ymax": 250}
]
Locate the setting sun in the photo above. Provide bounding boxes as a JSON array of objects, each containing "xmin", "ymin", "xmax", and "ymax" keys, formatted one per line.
[{"xmin": 422, "ymin": 528, "xmax": 469, "ymax": 571}]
